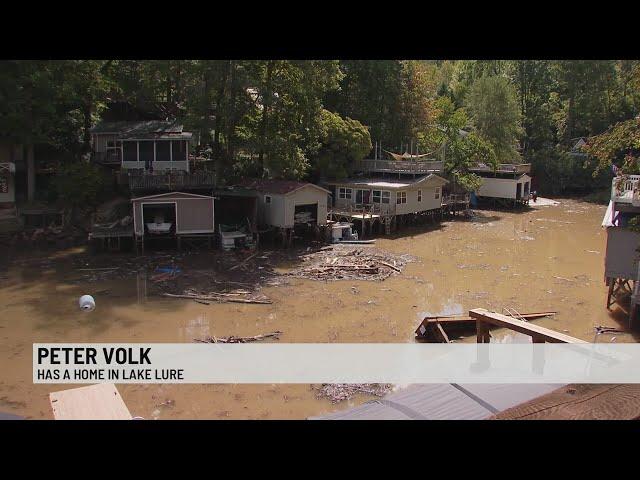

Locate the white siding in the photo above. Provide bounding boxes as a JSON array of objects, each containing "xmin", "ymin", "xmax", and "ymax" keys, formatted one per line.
[
  {"xmin": 477, "ymin": 177, "xmax": 518, "ymax": 199},
  {"xmin": 284, "ymin": 186, "xmax": 328, "ymax": 227}
]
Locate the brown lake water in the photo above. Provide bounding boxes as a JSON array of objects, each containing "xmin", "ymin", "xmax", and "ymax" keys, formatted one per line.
[{"xmin": 0, "ymin": 199, "xmax": 635, "ymax": 419}]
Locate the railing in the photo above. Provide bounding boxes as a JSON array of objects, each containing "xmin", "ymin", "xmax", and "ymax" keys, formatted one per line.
[
  {"xmin": 612, "ymin": 175, "xmax": 640, "ymax": 205},
  {"xmin": 469, "ymin": 163, "xmax": 532, "ymax": 174},
  {"xmin": 331, "ymin": 200, "xmax": 396, "ymax": 216},
  {"xmin": 128, "ymin": 171, "xmax": 216, "ymax": 190},
  {"xmin": 92, "ymin": 151, "xmax": 122, "ymax": 165},
  {"xmin": 442, "ymin": 193, "xmax": 470, "ymax": 205},
  {"xmin": 355, "ymin": 159, "xmax": 444, "ymax": 174}
]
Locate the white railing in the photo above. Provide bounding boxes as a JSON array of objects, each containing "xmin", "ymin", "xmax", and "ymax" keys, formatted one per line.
[
  {"xmin": 356, "ymin": 159, "xmax": 444, "ymax": 174},
  {"xmin": 612, "ymin": 175, "xmax": 640, "ymax": 204},
  {"xmin": 332, "ymin": 200, "xmax": 396, "ymax": 216}
]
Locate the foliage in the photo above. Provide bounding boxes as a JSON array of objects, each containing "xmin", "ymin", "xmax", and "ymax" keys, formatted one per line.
[
  {"xmin": 424, "ymin": 97, "xmax": 496, "ymax": 191},
  {"xmin": 52, "ymin": 162, "xmax": 108, "ymax": 210},
  {"xmin": 465, "ymin": 75, "xmax": 523, "ymax": 163},
  {"xmin": 311, "ymin": 109, "xmax": 372, "ymax": 180},
  {"xmin": 585, "ymin": 117, "xmax": 640, "ymax": 174}
]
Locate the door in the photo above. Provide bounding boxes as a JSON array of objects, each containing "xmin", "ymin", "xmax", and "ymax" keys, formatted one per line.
[{"xmin": 516, "ymin": 183, "xmax": 522, "ymax": 200}]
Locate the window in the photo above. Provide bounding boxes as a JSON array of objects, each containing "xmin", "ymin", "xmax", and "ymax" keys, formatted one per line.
[
  {"xmin": 372, "ymin": 190, "xmax": 390, "ymax": 204},
  {"xmin": 171, "ymin": 140, "xmax": 187, "ymax": 161},
  {"xmin": 418, "ymin": 189, "xmax": 422, "ymax": 202},
  {"xmin": 265, "ymin": 195, "xmax": 272, "ymax": 204},
  {"xmin": 339, "ymin": 187, "xmax": 352, "ymax": 200},
  {"xmin": 122, "ymin": 141, "xmax": 138, "ymax": 162},
  {"xmin": 435, "ymin": 187, "xmax": 441, "ymax": 200},
  {"xmin": 138, "ymin": 141, "xmax": 155, "ymax": 163},
  {"xmin": 396, "ymin": 191, "xmax": 407, "ymax": 205},
  {"xmin": 356, "ymin": 189, "xmax": 370, "ymax": 204},
  {"xmin": 156, "ymin": 141, "xmax": 171, "ymax": 162}
]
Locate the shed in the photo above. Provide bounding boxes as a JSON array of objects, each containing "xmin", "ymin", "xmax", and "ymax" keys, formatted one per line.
[
  {"xmin": 476, "ymin": 174, "xmax": 531, "ymax": 201},
  {"xmin": 238, "ymin": 179, "xmax": 331, "ymax": 228},
  {"xmin": 132, "ymin": 191, "xmax": 214, "ymax": 237}
]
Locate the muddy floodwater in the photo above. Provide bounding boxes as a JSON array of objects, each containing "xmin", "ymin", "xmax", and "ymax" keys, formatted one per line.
[{"xmin": 0, "ymin": 199, "xmax": 634, "ymax": 419}]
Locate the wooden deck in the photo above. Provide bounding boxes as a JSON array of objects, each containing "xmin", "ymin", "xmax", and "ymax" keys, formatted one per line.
[
  {"xmin": 128, "ymin": 171, "xmax": 216, "ymax": 190},
  {"xmin": 49, "ymin": 383, "xmax": 132, "ymax": 420},
  {"xmin": 470, "ymin": 308, "xmax": 588, "ymax": 344},
  {"xmin": 355, "ymin": 158, "xmax": 444, "ymax": 175}
]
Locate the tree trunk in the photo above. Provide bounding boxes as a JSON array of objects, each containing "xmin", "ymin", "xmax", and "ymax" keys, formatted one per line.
[
  {"xmin": 83, "ymin": 102, "xmax": 93, "ymax": 159},
  {"xmin": 258, "ymin": 61, "xmax": 274, "ymax": 172},
  {"xmin": 26, "ymin": 144, "xmax": 35, "ymax": 202}
]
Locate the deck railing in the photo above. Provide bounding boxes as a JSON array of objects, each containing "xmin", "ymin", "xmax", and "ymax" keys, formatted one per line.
[
  {"xmin": 331, "ymin": 201, "xmax": 396, "ymax": 216},
  {"xmin": 469, "ymin": 163, "xmax": 532, "ymax": 174},
  {"xmin": 92, "ymin": 151, "xmax": 122, "ymax": 165},
  {"xmin": 128, "ymin": 171, "xmax": 216, "ymax": 190},
  {"xmin": 612, "ymin": 175, "xmax": 640, "ymax": 205},
  {"xmin": 355, "ymin": 159, "xmax": 444, "ymax": 174}
]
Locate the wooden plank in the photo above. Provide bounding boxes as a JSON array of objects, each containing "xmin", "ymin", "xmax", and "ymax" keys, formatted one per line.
[
  {"xmin": 415, "ymin": 311, "xmax": 557, "ymax": 337},
  {"xmin": 491, "ymin": 384, "xmax": 640, "ymax": 420},
  {"xmin": 469, "ymin": 308, "xmax": 588, "ymax": 344},
  {"xmin": 49, "ymin": 383, "xmax": 132, "ymax": 420}
]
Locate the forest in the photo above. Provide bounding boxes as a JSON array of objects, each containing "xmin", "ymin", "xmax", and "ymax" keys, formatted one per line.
[{"xmin": 2, "ymin": 60, "xmax": 640, "ymax": 204}]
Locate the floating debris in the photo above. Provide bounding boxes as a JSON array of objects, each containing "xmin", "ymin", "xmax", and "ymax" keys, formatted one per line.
[
  {"xmin": 288, "ymin": 246, "xmax": 411, "ymax": 281},
  {"xmin": 195, "ymin": 331, "xmax": 283, "ymax": 343}
]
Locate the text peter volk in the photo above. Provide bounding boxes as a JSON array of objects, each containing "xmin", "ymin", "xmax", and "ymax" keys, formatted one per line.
[{"xmin": 35, "ymin": 347, "xmax": 184, "ymax": 382}]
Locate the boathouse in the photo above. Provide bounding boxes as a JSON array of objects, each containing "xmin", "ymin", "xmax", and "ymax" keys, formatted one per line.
[
  {"xmin": 131, "ymin": 191, "xmax": 215, "ymax": 253},
  {"xmin": 470, "ymin": 163, "xmax": 532, "ymax": 206}
]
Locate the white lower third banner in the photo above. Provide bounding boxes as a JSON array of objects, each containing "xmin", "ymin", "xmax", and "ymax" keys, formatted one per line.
[{"xmin": 32, "ymin": 343, "xmax": 640, "ymax": 384}]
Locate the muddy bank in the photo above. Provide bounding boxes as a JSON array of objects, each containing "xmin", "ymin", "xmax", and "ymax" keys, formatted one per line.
[{"xmin": 0, "ymin": 199, "xmax": 634, "ymax": 419}]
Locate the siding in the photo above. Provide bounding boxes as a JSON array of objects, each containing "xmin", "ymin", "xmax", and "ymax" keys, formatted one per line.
[
  {"xmin": 122, "ymin": 160, "xmax": 189, "ymax": 172},
  {"xmin": 477, "ymin": 176, "xmax": 532, "ymax": 200},
  {"xmin": 176, "ymin": 199, "xmax": 214, "ymax": 233},
  {"xmin": 605, "ymin": 228, "xmax": 640, "ymax": 280},
  {"xmin": 284, "ymin": 186, "xmax": 328, "ymax": 227},
  {"xmin": 133, "ymin": 194, "xmax": 214, "ymax": 236},
  {"xmin": 332, "ymin": 182, "xmax": 442, "ymax": 215}
]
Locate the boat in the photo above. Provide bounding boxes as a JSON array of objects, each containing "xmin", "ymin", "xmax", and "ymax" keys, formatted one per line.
[
  {"xmin": 336, "ymin": 239, "xmax": 376, "ymax": 244},
  {"xmin": 146, "ymin": 222, "xmax": 172, "ymax": 234}
]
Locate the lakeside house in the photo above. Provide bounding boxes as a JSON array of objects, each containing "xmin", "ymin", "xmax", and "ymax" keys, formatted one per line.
[
  {"xmin": 90, "ymin": 120, "xmax": 215, "ymax": 192},
  {"xmin": 602, "ymin": 174, "xmax": 640, "ymax": 326},
  {"xmin": 323, "ymin": 151, "xmax": 450, "ymax": 236}
]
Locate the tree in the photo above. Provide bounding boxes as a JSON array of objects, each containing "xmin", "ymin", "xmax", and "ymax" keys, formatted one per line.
[
  {"xmin": 424, "ymin": 97, "xmax": 496, "ymax": 191},
  {"xmin": 310, "ymin": 109, "xmax": 372, "ymax": 180},
  {"xmin": 52, "ymin": 162, "xmax": 108, "ymax": 216},
  {"xmin": 465, "ymin": 75, "xmax": 523, "ymax": 163}
]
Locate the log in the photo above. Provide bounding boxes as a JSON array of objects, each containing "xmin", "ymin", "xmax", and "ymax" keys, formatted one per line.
[
  {"xmin": 163, "ymin": 293, "xmax": 272, "ymax": 304},
  {"xmin": 229, "ymin": 251, "xmax": 259, "ymax": 271}
]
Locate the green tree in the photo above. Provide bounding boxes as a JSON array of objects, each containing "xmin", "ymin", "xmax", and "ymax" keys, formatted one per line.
[
  {"xmin": 465, "ymin": 75, "xmax": 523, "ymax": 163},
  {"xmin": 310, "ymin": 109, "xmax": 371, "ymax": 180},
  {"xmin": 424, "ymin": 97, "xmax": 496, "ymax": 191}
]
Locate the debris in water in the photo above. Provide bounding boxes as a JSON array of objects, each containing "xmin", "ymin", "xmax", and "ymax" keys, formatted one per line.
[
  {"xmin": 79, "ymin": 295, "xmax": 95, "ymax": 311},
  {"xmin": 194, "ymin": 331, "xmax": 283, "ymax": 343},
  {"xmin": 314, "ymin": 383, "xmax": 392, "ymax": 403},
  {"xmin": 288, "ymin": 246, "xmax": 411, "ymax": 282}
]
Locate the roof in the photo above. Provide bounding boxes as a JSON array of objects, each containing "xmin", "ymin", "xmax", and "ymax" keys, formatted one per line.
[
  {"xmin": 237, "ymin": 179, "xmax": 331, "ymax": 195},
  {"xmin": 131, "ymin": 191, "xmax": 214, "ymax": 202},
  {"xmin": 90, "ymin": 121, "xmax": 192, "ymax": 140},
  {"xmin": 310, "ymin": 383, "xmax": 561, "ymax": 420},
  {"xmin": 327, "ymin": 174, "xmax": 448, "ymax": 189}
]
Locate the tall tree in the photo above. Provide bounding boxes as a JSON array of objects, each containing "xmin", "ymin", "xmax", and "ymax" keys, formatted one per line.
[{"xmin": 465, "ymin": 75, "xmax": 523, "ymax": 163}]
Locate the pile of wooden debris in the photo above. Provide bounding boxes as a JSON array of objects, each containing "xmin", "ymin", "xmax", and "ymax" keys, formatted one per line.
[
  {"xmin": 195, "ymin": 331, "xmax": 282, "ymax": 343},
  {"xmin": 314, "ymin": 383, "xmax": 393, "ymax": 403},
  {"xmin": 289, "ymin": 246, "xmax": 412, "ymax": 281}
]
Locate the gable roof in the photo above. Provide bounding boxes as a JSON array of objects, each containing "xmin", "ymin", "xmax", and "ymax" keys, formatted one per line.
[
  {"xmin": 131, "ymin": 191, "xmax": 214, "ymax": 202},
  {"xmin": 237, "ymin": 179, "xmax": 331, "ymax": 195},
  {"xmin": 90, "ymin": 121, "xmax": 192, "ymax": 140}
]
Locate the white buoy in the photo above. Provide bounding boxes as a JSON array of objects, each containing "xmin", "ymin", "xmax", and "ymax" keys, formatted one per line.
[{"xmin": 79, "ymin": 295, "xmax": 96, "ymax": 311}]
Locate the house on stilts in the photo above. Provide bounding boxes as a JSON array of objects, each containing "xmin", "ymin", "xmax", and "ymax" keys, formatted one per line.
[
  {"xmin": 602, "ymin": 173, "xmax": 640, "ymax": 328},
  {"xmin": 324, "ymin": 149, "xmax": 451, "ymax": 237}
]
